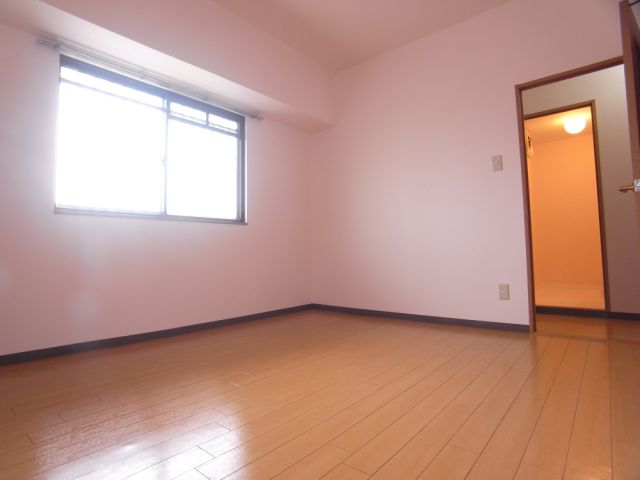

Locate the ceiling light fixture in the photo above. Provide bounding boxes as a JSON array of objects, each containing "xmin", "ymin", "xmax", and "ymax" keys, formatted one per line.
[{"xmin": 563, "ymin": 115, "xmax": 587, "ymax": 135}]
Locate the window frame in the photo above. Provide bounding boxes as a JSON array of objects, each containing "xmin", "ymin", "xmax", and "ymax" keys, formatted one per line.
[{"xmin": 55, "ymin": 55, "xmax": 247, "ymax": 224}]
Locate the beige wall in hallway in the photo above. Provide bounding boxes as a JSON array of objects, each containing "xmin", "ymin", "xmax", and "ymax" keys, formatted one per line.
[{"xmin": 527, "ymin": 133, "xmax": 604, "ymax": 308}]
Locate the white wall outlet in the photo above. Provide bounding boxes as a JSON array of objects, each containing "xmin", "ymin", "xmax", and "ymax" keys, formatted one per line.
[
  {"xmin": 499, "ymin": 283, "xmax": 510, "ymax": 300},
  {"xmin": 492, "ymin": 154, "xmax": 503, "ymax": 171}
]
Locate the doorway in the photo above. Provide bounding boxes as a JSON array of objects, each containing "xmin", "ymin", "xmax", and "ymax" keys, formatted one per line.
[
  {"xmin": 516, "ymin": 58, "xmax": 640, "ymax": 333},
  {"xmin": 524, "ymin": 103, "xmax": 607, "ymax": 311}
]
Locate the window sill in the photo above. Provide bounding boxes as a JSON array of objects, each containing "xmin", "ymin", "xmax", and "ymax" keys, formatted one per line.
[{"xmin": 53, "ymin": 207, "xmax": 248, "ymax": 225}]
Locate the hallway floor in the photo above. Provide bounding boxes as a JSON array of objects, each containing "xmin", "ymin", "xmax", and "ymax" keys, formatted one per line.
[
  {"xmin": 536, "ymin": 313, "xmax": 640, "ymax": 342},
  {"xmin": 534, "ymin": 285, "xmax": 605, "ymax": 311}
]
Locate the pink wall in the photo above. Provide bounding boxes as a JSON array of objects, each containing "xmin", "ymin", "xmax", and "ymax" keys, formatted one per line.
[
  {"xmin": 0, "ymin": 0, "xmax": 631, "ymax": 355},
  {"xmin": 0, "ymin": 23, "xmax": 311, "ymax": 355},
  {"xmin": 310, "ymin": 0, "xmax": 622, "ymax": 325}
]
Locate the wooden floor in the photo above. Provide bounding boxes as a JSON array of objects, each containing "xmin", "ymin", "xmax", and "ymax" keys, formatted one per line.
[
  {"xmin": 536, "ymin": 313, "xmax": 640, "ymax": 342},
  {"xmin": 1, "ymin": 311, "xmax": 639, "ymax": 480}
]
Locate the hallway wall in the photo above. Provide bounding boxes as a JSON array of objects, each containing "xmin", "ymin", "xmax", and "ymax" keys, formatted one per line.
[{"xmin": 527, "ymin": 134, "xmax": 604, "ymax": 309}]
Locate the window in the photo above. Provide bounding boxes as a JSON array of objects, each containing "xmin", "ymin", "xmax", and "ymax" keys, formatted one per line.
[{"xmin": 55, "ymin": 56, "xmax": 245, "ymax": 222}]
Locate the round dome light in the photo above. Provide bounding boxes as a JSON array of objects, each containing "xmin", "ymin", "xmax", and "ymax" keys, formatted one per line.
[{"xmin": 563, "ymin": 116, "xmax": 587, "ymax": 135}]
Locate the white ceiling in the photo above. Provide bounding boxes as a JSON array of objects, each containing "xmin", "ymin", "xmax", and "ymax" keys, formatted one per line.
[
  {"xmin": 211, "ymin": 0, "xmax": 512, "ymax": 72},
  {"xmin": 525, "ymin": 107, "xmax": 593, "ymax": 145}
]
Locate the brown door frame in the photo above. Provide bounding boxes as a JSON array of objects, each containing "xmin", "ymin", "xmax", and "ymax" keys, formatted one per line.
[
  {"xmin": 515, "ymin": 57, "xmax": 623, "ymax": 333},
  {"xmin": 523, "ymin": 101, "xmax": 610, "ymax": 311}
]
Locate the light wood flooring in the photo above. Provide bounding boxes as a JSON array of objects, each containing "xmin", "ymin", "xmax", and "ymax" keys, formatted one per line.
[
  {"xmin": 1, "ymin": 310, "xmax": 639, "ymax": 479},
  {"xmin": 536, "ymin": 313, "xmax": 640, "ymax": 342}
]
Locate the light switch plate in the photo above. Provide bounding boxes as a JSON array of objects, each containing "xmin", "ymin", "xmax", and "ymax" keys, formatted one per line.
[{"xmin": 492, "ymin": 155, "xmax": 503, "ymax": 171}]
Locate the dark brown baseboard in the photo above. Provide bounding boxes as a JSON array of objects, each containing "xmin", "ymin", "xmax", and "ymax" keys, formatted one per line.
[
  {"xmin": 311, "ymin": 304, "xmax": 530, "ymax": 333},
  {"xmin": 1, "ymin": 303, "xmax": 531, "ymax": 365},
  {"xmin": 536, "ymin": 306, "xmax": 640, "ymax": 321},
  {"xmin": 0, "ymin": 304, "xmax": 314, "ymax": 366}
]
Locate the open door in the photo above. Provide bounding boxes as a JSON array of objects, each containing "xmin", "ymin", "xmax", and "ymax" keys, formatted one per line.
[{"xmin": 620, "ymin": 1, "xmax": 640, "ymax": 229}]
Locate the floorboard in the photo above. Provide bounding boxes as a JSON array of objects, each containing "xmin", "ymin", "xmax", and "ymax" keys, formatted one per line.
[{"xmin": 0, "ymin": 310, "xmax": 638, "ymax": 479}]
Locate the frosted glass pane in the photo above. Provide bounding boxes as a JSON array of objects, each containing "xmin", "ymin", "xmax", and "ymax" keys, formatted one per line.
[
  {"xmin": 170, "ymin": 102, "xmax": 207, "ymax": 124},
  {"xmin": 166, "ymin": 120, "xmax": 238, "ymax": 219},
  {"xmin": 208, "ymin": 114, "xmax": 238, "ymax": 131},
  {"xmin": 55, "ymin": 82, "xmax": 164, "ymax": 213}
]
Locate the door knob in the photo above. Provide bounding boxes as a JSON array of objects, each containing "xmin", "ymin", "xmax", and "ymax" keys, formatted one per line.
[{"xmin": 618, "ymin": 179, "xmax": 640, "ymax": 193}]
